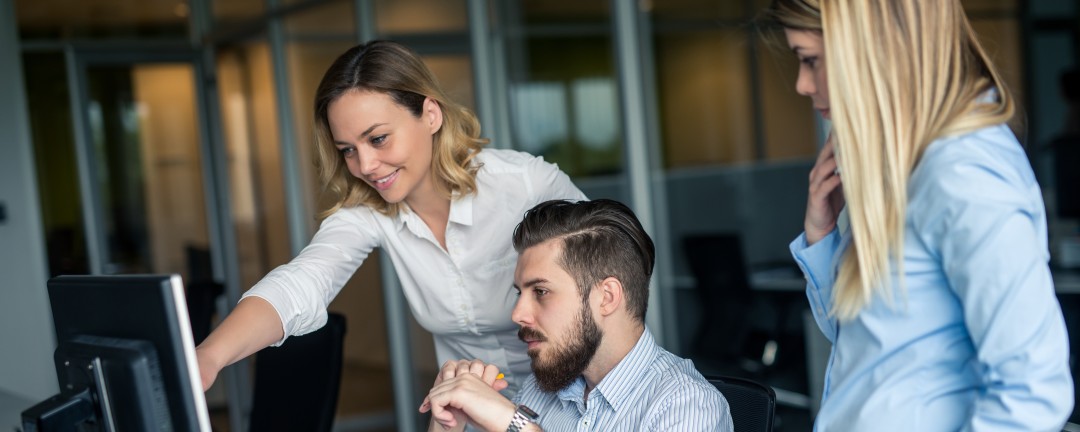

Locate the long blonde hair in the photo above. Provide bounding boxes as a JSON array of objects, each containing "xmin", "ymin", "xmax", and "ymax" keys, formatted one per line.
[
  {"xmin": 313, "ymin": 41, "xmax": 488, "ymax": 217},
  {"xmin": 764, "ymin": 0, "xmax": 1016, "ymax": 320}
]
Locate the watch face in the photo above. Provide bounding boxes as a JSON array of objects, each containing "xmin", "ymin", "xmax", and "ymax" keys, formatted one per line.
[{"xmin": 518, "ymin": 405, "xmax": 539, "ymax": 419}]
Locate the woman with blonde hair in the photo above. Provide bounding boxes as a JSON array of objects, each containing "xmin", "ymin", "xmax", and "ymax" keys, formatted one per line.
[
  {"xmin": 763, "ymin": 0, "xmax": 1074, "ymax": 429},
  {"xmin": 196, "ymin": 40, "xmax": 585, "ymax": 396}
]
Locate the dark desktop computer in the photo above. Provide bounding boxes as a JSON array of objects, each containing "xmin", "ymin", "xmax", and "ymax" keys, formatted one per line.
[{"xmin": 22, "ymin": 274, "xmax": 212, "ymax": 431}]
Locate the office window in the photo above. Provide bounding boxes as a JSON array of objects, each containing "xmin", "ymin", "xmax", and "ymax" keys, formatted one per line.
[
  {"xmin": 655, "ymin": 29, "xmax": 757, "ymax": 166},
  {"xmin": 650, "ymin": 0, "xmax": 818, "ymax": 168},
  {"xmin": 496, "ymin": 1, "xmax": 623, "ymax": 178}
]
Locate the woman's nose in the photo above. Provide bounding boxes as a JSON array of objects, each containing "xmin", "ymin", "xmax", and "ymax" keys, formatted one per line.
[
  {"xmin": 796, "ymin": 68, "xmax": 816, "ymax": 97},
  {"xmin": 356, "ymin": 145, "xmax": 379, "ymax": 176}
]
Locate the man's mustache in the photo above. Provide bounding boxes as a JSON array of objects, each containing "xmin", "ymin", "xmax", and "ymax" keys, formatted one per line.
[{"xmin": 518, "ymin": 326, "xmax": 547, "ymax": 343}]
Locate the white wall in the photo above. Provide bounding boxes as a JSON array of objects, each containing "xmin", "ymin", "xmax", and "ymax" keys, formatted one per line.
[{"xmin": 0, "ymin": 0, "xmax": 59, "ymax": 404}]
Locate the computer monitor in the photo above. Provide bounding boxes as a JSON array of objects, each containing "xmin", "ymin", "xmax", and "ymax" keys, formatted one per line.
[{"xmin": 21, "ymin": 274, "xmax": 212, "ymax": 431}]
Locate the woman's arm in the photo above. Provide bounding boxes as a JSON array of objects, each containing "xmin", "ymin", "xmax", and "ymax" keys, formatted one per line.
[
  {"xmin": 791, "ymin": 134, "xmax": 845, "ymax": 342},
  {"xmin": 790, "ymin": 229, "xmax": 842, "ymax": 343},
  {"xmin": 195, "ymin": 296, "xmax": 284, "ymax": 390}
]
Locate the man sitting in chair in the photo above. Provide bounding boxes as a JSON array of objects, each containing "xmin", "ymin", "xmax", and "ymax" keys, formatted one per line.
[{"xmin": 421, "ymin": 199, "xmax": 733, "ymax": 432}]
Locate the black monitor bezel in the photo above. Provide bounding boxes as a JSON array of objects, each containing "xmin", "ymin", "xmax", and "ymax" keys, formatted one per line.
[{"xmin": 47, "ymin": 274, "xmax": 211, "ymax": 431}]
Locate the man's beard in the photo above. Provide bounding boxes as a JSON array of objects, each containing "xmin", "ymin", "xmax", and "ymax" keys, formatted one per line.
[{"xmin": 518, "ymin": 303, "xmax": 603, "ymax": 393}]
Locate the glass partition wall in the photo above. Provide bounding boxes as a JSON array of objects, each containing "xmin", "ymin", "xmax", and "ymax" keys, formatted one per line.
[{"xmin": 18, "ymin": 0, "xmax": 1056, "ymax": 430}]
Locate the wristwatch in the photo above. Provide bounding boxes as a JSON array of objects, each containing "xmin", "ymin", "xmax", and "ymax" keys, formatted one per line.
[{"xmin": 506, "ymin": 404, "xmax": 539, "ymax": 432}]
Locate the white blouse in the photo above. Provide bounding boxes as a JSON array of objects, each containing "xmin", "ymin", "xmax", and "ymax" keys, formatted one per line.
[{"xmin": 242, "ymin": 149, "xmax": 586, "ymax": 393}]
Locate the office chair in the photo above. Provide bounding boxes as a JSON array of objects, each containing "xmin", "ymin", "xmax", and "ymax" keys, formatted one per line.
[
  {"xmin": 685, "ymin": 233, "xmax": 810, "ymax": 414},
  {"xmin": 707, "ymin": 375, "xmax": 776, "ymax": 432},
  {"xmin": 682, "ymin": 233, "xmax": 756, "ymax": 364},
  {"xmin": 249, "ymin": 312, "xmax": 347, "ymax": 432}
]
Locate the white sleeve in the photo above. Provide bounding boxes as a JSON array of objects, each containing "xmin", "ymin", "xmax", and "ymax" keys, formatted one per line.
[
  {"xmin": 242, "ymin": 208, "xmax": 382, "ymax": 345},
  {"xmin": 522, "ymin": 153, "xmax": 587, "ymax": 203}
]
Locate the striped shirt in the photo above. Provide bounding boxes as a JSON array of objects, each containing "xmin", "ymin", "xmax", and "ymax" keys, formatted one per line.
[{"xmin": 511, "ymin": 328, "xmax": 733, "ymax": 431}]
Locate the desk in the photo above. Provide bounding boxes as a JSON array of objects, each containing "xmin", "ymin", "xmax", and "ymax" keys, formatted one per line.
[
  {"xmin": 0, "ymin": 389, "xmax": 33, "ymax": 430},
  {"xmin": 747, "ymin": 268, "xmax": 1080, "ymax": 294},
  {"xmin": 750, "ymin": 268, "xmax": 806, "ymax": 292}
]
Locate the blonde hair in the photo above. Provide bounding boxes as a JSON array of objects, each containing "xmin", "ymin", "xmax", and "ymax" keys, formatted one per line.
[
  {"xmin": 765, "ymin": 0, "xmax": 1015, "ymax": 320},
  {"xmin": 313, "ymin": 41, "xmax": 488, "ymax": 218}
]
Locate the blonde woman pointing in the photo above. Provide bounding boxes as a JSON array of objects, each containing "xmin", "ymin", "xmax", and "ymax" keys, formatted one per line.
[
  {"xmin": 196, "ymin": 41, "xmax": 585, "ymax": 397},
  {"xmin": 763, "ymin": 1, "xmax": 1073, "ymax": 430}
]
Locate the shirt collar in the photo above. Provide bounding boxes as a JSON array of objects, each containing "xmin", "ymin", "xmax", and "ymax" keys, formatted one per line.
[
  {"xmin": 448, "ymin": 191, "xmax": 474, "ymax": 226},
  {"xmin": 552, "ymin": 327, "xmax": 658, "ymax": 413},
  {"xmin": 555, "ymin": 376, "xmax": 589, "ymax": 409},
  {"xmin": 594, "ymin": 327, "xmax": 657, "ymax": 412},
  {"xmin": 391, "ymin": 203, "xmax": 411, "ymax": 232},
  {"xmin": 390, "ymin": 191, "xmax": 474, "ymax": 232}
]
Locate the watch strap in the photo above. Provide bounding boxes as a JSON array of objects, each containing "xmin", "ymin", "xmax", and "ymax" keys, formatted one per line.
[{"xmin": 506, "ymin": 404, "xmax": 538, "ymax": 432}]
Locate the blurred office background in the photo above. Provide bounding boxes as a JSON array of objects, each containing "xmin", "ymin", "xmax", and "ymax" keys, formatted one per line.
[{"xmin": 1, "ymin": 0, "xmax": 1077, "ymax": 431}]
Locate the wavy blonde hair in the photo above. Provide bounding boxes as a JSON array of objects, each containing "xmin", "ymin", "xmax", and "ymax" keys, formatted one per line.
[
  {"xmin": 313, "ymin": 41, "xmax": 489, "ymax": 218},
  {"xmin": 764, "ymin": 0, "xmax": 1015, "ymax": 320}
]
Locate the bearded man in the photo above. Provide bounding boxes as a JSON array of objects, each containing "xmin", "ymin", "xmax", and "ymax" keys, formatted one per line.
[{"xmin": 421, "ymin": 199, "xmax": 733, "ymax": 432}]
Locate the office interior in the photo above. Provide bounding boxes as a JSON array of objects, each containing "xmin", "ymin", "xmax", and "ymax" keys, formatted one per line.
[{"xmin": 0, "ymin": 0, "xmax": 1077, "ymax": 430}]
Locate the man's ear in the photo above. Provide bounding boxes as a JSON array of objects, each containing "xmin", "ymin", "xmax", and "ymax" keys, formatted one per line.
[
  {"xmin": 423, "ymin": 97, "xmax": 444, "ymax": 135},
  {"xmin": 596, "ymin": 277, "xmax": 624, "ymax": 317}
]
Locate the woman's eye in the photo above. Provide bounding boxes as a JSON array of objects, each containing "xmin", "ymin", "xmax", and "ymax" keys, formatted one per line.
[
  {"xmin": 800, "ymin": 56, "xmax": 818, "ymax": 67},
  {"xmin": 371, "ymin": 135, "xmax": 387, "ymax": 146},
  {"xmin": 534, "ymin": 289, "xmax": 548, "ymax": 298},
  {"xmin": 338, "ymin": 147, "xmax": 355, "ymax": 157}
]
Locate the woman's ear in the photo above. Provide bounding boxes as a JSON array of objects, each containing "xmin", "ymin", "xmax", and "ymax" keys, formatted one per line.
[
  {"xmin": 423, "ymin": 97, "xmax": 444, "ymax": 135},
  {"xmin": 596, "ymin": 277, "xmax": 624, "ymax": 317}
]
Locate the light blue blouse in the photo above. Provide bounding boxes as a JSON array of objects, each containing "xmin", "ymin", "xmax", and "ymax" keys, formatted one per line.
[{"xmin": 791, "ymin": 123, "xmax": 1074, "ymax": 431}]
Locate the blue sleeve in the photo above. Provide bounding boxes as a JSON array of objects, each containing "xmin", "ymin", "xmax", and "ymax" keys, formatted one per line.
[
  {"xmin": 912, "ymin": 150, "xmax": 1073, "ymax": 431},
  {"xmin": 790, "ymin": 229, "xmax": 842, "ymax": 343}
]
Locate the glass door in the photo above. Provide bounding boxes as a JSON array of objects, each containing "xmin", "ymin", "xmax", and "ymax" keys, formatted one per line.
[
  {"xmin": 67, "ymin": 50, "xmax": 227, "ymax": 348},
  {"xmin": 78, "ymin": 60, "xmax": 211, "ymax": 277},
  {"xmin": 67, "ymin": 50, "xmax": 243, "ymax": 430}
]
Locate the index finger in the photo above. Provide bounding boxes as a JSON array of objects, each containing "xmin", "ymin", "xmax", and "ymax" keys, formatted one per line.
[
  {"xmin": 816, "ymin": 131, "xmax": 836, "ymax": 164},
  {"xmin": 481, "ymin": 364, "xmax": 502, "ymax": 386},
  {"xmin": 423, "ymin": 360, "xmax": 466, "ymax": 413}
]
